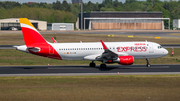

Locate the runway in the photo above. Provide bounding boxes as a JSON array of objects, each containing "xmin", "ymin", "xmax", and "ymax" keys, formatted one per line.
[{"xmin": 0, "ymin": 64, "xmax": 180, "ymax": 76}]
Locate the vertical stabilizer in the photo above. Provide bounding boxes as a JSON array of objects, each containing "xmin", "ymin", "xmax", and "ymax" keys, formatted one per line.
[{"xmin": 19, "ymin": 18, "xmax": 47, "ymax": 46}]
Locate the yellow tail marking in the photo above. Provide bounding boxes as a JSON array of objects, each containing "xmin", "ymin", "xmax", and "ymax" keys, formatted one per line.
[{"xmin": 19, "ymin": 18, "xmax": 35, "ymax": 29}]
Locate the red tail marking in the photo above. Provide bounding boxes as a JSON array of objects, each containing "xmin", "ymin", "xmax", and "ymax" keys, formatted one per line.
[
  {"xmin": 28, "ymin": 44, "xmax": 62, "ymax": 60},
  {"xmin": 21, "ymin": 27, "xmax": 47, "ymax": 47},
  {"xmin": 20, "ymin": 21, "xmax": 62, "ymax": 60}
]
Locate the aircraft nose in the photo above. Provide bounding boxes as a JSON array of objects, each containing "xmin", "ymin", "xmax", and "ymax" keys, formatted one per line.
[{"xmin": 163, "ymin": 49, "xmax": 169, "ymax": 55}]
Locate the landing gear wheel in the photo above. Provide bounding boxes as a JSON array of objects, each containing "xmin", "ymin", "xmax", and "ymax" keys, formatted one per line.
[
  {"xmin": 89, "ymin": 62, "xmax": 96, "ymax": 67},
  {"xmin": 146, "ymin": 58, "xmax": 151, "ymax": 67},
  {"xmin": 100, "ymin": 64, "xmax": 107, "ymax": 69},
  {"xmin": 146, "ymin": 64, "xmax": 151, "ymax": 67}
]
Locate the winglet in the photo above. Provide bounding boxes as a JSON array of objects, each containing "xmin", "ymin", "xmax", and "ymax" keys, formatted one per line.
[
  {"xmin": 52, "ymin": 37, "xmax": 57, "ymax": 43},
  {"xmin": 100, "ymin": 40, "xmax": 107, "ymax": 49}
]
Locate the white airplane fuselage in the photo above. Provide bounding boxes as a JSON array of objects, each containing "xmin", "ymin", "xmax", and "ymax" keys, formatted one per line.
[{"xmin": 17, "ymin": 41, "xmax": 168, "ymax": 60}]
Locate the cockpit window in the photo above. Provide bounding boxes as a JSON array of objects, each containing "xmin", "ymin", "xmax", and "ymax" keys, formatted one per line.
[{"xmin": 158, "ymin": 46, "xmax": 163, "ymax": 49}]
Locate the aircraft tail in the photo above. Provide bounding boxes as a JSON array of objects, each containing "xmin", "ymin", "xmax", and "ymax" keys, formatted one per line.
[{"xmin": 19, "ymin": 18, "xmax": 47, "ymax": 46}]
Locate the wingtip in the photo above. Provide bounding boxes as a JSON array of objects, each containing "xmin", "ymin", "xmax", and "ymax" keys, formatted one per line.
[
  {"xmin": 100, "ymin": 39, "xmax": 107, "ymax": 49},
  {"xmin": 52, "ymin": 37, "xmax": 57, "ymax": 43}
]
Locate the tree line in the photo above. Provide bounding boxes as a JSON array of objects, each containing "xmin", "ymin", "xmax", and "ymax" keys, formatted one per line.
[{"xmin": 0, "ymin": 0, "xmax": 180, "ymax": 28}]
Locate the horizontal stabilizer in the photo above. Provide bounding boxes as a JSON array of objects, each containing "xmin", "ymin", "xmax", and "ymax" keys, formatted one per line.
[{"xmin": 27, "ymin": 47, "xmax": 40, "ymax": 52}]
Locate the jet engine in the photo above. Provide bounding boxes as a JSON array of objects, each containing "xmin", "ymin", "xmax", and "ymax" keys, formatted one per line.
[{"xmin": 114, "ymin": 55, "xmax": 134, "ymax": 65}]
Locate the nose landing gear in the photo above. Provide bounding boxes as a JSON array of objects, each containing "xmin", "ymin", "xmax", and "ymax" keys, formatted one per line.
[{"xmin": 146, "ymin": 58, "xmax": 151, "ymax": 67}]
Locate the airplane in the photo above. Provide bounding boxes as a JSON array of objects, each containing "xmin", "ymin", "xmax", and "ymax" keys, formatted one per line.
[{"xmin": 15, "ymin": 18, "xmax": 168, "ymax": 68}]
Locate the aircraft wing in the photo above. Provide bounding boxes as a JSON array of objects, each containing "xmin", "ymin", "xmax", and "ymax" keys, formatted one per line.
[
  {"xmin": 83, "ymin": 40, "xmax": 128, "ymax": 61},
  {"xmin": 98, "ymin": 40, "xmax": 128, "ymax": 60},
  {"xmin": 99, "ymin": 40, "xmax": 118, "ymax": 60}
]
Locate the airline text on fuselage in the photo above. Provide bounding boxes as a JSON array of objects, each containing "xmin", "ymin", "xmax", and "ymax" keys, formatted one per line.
[{"xmin": 117, "ymin": 46, "xmax": 147, "ymax": 52}]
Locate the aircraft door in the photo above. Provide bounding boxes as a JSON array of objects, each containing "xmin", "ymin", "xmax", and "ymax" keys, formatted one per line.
[
  {"xmin": 49, "ymin": 45, "xmax": 54, "ymax": 55},
  {"xmin": 149, "ymin": 43, "xmax": 154, "ymax": 53}
]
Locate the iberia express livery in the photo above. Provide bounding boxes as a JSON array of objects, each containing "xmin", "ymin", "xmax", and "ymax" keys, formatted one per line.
[{"xmin": 16, "ymin": 18, "xmax": 168, "ymax": 68}]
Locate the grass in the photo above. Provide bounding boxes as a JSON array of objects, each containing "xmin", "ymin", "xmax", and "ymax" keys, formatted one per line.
[
  {"xmin": 1, "ymin": 33, "xmax": 180, "ymax": 45},
  {"xmin": 0, "ymin": 48, "xmax": 180, "ymax": 66},
  {"xmin": 0, "ymin": 75, "xmax": 180, "ymax": 101}
]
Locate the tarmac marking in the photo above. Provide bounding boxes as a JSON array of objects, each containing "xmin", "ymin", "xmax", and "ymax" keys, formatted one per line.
[
  {"xmin": 47, "ymin": 67, "xmax": 92, "ymax": 69},
  {"xmin": 47, "ymin": 66, "xmax": 169, "ymax": 69},
  {"xmin": 1, "ymin": 72, "xmax": 180, "ymax": 77},
  {"xmin": 126, "ymin": 66, "xmax": 169, "ymax": 69}
]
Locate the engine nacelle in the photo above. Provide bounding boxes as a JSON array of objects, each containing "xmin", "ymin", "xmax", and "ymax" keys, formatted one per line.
[{"xmin": 115, "ymin": 55, "xmax": 134, "ymax": 65}]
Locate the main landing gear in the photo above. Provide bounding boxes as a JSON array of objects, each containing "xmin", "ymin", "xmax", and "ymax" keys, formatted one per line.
[
  {"xmin": 89, "ymin": 61, "xmax": 107, "ymax": 69},
  {"xmin": 146, "ymin": 58, "xmax": 151, "ymax": 67},
  {"xmin": 89, "ymin": 61, "xmax": 96, "ymax": 67},
  {"xmin": 100, "ymin": 64, "xmax": 107, "ymax": 69}
]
